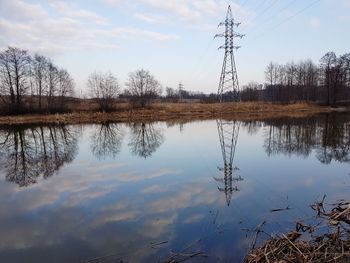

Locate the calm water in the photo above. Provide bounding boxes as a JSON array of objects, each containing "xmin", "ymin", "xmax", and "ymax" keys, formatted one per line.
[{"xmin": 0, "ymin": 113, "xmax": 349, "ymax": 262}]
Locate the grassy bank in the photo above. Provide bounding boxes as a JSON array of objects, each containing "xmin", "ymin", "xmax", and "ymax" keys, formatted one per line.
[{"xmin": 0, "ymin": 102, "xmax": 337, "ymax": 125}]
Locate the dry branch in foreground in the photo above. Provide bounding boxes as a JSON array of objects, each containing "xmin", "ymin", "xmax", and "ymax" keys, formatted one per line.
[{"xmin": 244, "ymin": 198, "xmax": 350, "ymax": 263}]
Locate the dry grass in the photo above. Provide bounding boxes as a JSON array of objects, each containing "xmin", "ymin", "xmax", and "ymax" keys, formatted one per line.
[
  {"xmin": 244, "ymin": 198, "xmax": 350, "ymax": 263},
  {"xmin": 153, "ymin": 102, "xmax": 329, "ymax": 114},
  {"xmin": 0, "ymin": 102, "xmax": 334, "ymax": 125}
]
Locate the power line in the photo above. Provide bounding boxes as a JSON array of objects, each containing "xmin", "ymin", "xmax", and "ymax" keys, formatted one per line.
[
  {"xmin": 246, "ymin": 0, "xmax": 322, "ymax": 42},
  {"xmin": 240, "ymin": 0, "xmax": 249, "ymax": 8},
  {"xmin": 186, "ymin": 39, "xmax": 216, "ymax": 84},
  {"xmin": 251, "ymin": 0, "xmax": 270, "ymax": 14},
  {"xmin": 255, "ymin": 0, "xmax": 280, "ymax": 19},
  {"xmin": 245, "ymin": 0, "xmax": 297, "ymax": 35}
]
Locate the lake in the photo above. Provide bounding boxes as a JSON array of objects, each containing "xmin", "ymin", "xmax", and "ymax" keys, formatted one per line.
[{"xmin": 0, "ymin": 113, "xmax": 349, "ymax": 262}]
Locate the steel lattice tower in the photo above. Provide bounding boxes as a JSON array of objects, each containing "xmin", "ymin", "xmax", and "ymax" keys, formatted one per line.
[
  {"xmin": 214, "ymin": 120, "xmax": 243, "ymax": 206},
  {"xmin": 215, "ymin": 5, "xmax": 244, "ymax": 102}
]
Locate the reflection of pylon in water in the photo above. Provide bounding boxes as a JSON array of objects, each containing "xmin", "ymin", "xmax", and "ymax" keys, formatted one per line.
[{"xmin": 214, "ymin": 120, "xmax": 243, "ymax": 206}]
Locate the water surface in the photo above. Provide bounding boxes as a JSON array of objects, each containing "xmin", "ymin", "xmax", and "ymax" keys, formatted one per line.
[{"xmin": 0, "ymin": 113, "xmax": 349, "ymax": 262}]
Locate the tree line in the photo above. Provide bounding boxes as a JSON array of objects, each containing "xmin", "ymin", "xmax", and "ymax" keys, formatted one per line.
[
  {"xmin": 2, "ymin": 46, "xmax": 349, "ymax": 116},
  {"xmin": 0, "ymin": 47, "xmax": 164, "ymax": 114},
  {"xmin": 240, "ymin": 52, "xmax": 350, "ymax": 106},
  {"xmin": 0, "ymin": 47, "xmax": 75, "ymax": 114}
]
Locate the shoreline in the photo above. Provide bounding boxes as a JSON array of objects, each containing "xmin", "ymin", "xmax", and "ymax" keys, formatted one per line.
[{"xmin": 0, "ymin": 102, "xmax": 341, "ymax": 125}]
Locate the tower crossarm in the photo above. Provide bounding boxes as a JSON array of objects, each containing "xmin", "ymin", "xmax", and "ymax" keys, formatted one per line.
[
  {"xmin": 218, "ymin": 45, "xmax": 241, "ymax": 50},
  {"xmin": 215, "ymin": 33, "xmax": 244, "ymax": 39}
]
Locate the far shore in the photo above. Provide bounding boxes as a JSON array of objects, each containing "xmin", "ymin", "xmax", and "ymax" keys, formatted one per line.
[{"xmin": 0, "ymin": 102, "xmax": 345, "ymax": 125}]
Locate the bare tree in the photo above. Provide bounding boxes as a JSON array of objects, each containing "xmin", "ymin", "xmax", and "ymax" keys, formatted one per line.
[
  {"xmin": 125, "ymin": 69, "xmax": 162, "ymax": 107},
  {"xmin": 57, "ymin": 69, "xmax": 74, "ymax": 112},
  {"xmin": 0, "ymin": 47, "xmax": 31, "ymax": 113},
  {"xmin": 241, "ymin": 81, "xmax": 260, "ymax": 101},
  {"xmin": 46, "ymin": 61, "xmax": 59, "ymax": 112},
  {"xmin": 264, "ymin": 62, "xmax": 283, "ymax": 102},
  {"xmin": 165, "ymin": 86, "xmax": 178, "ymax": 101},
  {"xmin": 319, "ymin": 52, "xmax": 337, "ymax": 106},
  {"xmin": 304, "ymin": 59, "xmax": 319, "ymax": 101},
  {"xmin": 337, "ymin": 53, "xmax": 350, "ymax": 103},
  {"xmin": 265, "ymin": 62, "xmax": 277, "ymax": 87},
  {"xmin": 318, "ymin": 52, "xmax": 350, "ymax": 106},
  {"xmin": 88, "ymin": 71, "xmax": 119, "ymax": 112},
  {"xmin": 31, "ymin": 54, "xmax": 48, "ymax": 112}
]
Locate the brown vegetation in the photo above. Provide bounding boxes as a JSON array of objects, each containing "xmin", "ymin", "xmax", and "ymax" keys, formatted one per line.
[
  {"xmin": 244, "ymin": 198, "xmax": 350, "ymax": 263},
  {"xmin": 0, "ymin": 102, "xmax": 336, "ymax": 125}
]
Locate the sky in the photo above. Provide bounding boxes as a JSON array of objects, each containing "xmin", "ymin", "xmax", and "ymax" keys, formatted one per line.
[{"xmin": 0, "ymin": 0, "xmax": 349, "ymax": 95}]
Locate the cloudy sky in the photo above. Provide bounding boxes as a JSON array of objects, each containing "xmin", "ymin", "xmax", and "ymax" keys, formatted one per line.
[{"xmin": 0, "ymin": 0, "xmax": 349, "ymax": 95}]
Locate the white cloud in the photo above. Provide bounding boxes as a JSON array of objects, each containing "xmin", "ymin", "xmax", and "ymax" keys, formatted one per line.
[
  {"xmin": 101, "ymin": 0, "xmax": 124, "ymax": 7},
  {"xmin": 182, "ymin": 213, "xmax": 206, "ymax": 224},
  {"xmin": 63, "ymin": 187, "xmax": 114, "ymax": 207},
  {"xmin": 140, "ymin": 215, "xmax": 177, "ymax": 238},
  {"xmin": 116, "ymin": 168, "xmax": 181, "ymax": 182},
  {"xmin": 134, "ymin": 13, "xmax": 165, "ymax": 24},
  {"xmin": 337, "ymin": 15, "xmax": 350, "ymax": 22},
  {"xmin": 148, "ymin": 183, "xmax": 219, "ymax": 213},
  {"xmin": 49, "ymin": 1, "xmax": 110, "ymax": 25},
  {"xmin": 141, "ymin": 0, "xmax": 201, "ymax": 23},
  {"xmin": 343, "ymin": 0, "xmax": 350, "ymax": 7},
  {"xmin": 101, "ymin": 0, "xmax": 252, "ymax": 31},
  {"xmin": 141, "ymin": 184, "xmax": 168, "ymax": 194},
  {"xmin": 0, "ymin": 156, "xmax": 227, "ymax": 253},
  {"xmin": 92, "ymin": 210, "xmax": 140, "ymax": 225},
  {"xmin": 0, "ymin": 0, "xmax": 179, "ymax": 55},
  {"xmin": 110, "ymin": 27, "xmax": 179, "ymax": 41},
  {"xmin": 0, "ymin": 0, "xmax": 47, "ymax": 20},
  {"xmin": 309, "ymin": 16, "xmax": 321, "ymax": 28},
  {"xmin": 140, "ymin": 0, "xmax": 251, "ymax": 25}
]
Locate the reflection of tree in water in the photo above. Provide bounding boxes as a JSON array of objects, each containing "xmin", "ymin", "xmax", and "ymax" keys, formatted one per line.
[
  {"xmin": 90, "ymin": 123, "xmax": 124, "ymax": 159},
  {"xmin": 262, "ymin": 114, "xmax": 350, "ymax": 164},
  {"xmin": 0, "ymin": 124, "xmax": 79, "ymax": 187},
  {"xmin": 264, "ymin": 118, "xmax": 316, "ymax": 158},
  {"xmin": 166, "ymin": 120, "xmax": 188, "ymax": 133},
  {"xmin": 128, "ymin": 123, "xmax": 164, "ymax": 158},
  {"xmin": 241, "ymin": 120, "xmax": 263, "ymax": 136},
  {"xmin": 316, "ymin": 114, "xmax": 350, "ymax": 164}
]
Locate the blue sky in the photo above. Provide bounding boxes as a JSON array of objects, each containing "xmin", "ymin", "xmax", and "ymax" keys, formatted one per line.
[{"xmin": 0, "ymin": 0, "xmax": 349, "ymax": 95}]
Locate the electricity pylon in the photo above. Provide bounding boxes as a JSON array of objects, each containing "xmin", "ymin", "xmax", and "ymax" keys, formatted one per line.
[
  {"xmin": 214, "ymin": 120, "xmax": 243, "ymax": 206},
  {"xmin": 215, "ymin": 5, "xmax": 244, "ymax": 102}
]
